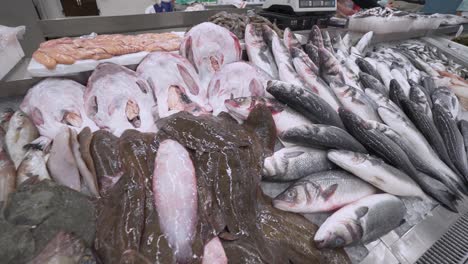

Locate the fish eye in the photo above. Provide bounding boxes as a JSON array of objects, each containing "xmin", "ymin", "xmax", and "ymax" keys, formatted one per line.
[
  {"xmin": 235, "ymin": 98, "xmax": 245, "ymax": 103},
  {"xmin": 287, "ymin": 189, "xmax": 297, "ymax": 198},
  {"xmin": 334, "ymin": 236, "xmax": 345, "ymax": 247}
]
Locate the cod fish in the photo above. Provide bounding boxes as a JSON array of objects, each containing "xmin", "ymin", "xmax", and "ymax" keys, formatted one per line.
[
  {"xmin": 267, "ymin": 80, "xmax": 345, "ymax": 129},
  {"xmin": 245, "ymin": 24, "xmax": 278, "ymax": 79},
  {"xmin": 291, "ymin": 48, "xmax": 341, "ymax": 111},
  {"xmin": 263, "ymin": 146, "xmax": 336, "ymax": 181},
  {"xmin": 433, "ymin": 104, "xmax": 468, "ymax": 180},
  {"xmin": 330, "ymin": 82, "xmax": 381, "ymax": 122},
  {"xmin": 137, "ymin": 52, "xmax": 210, "ymax": 118},
  {"xmin": 224, "ymin": 96, "xmax": 314, "ymax": 135},
  {"xmin": 432, "ymin": 87, "xmax": 460, "ymax": 120},
  {"xmin": 5, "ymin": 110, "xmax": 39, "ymax": 168},
  {"xmin": 0, "ymin": 128, "xmax": 16, "ymax": 203},
  {"xmin": 279, "ymin": 124, "xmax": 367, "ymax": 153},
  {"xmin": 328, "ymin": 150, "xmax": 426, "ymax": 199},
  {"xmin": 180, "ymin": 22, "xmax": 241, "ymax": 89},
  {"xmin": 273, "ymin": 170, "xmax": 376, "ymax": 213},
  {"xmin": 314, "ymin": 194, "xmax": 405, "ymax": 248},
  {"xmin": 85, "ymin": 63, "xmax": 157, "ymax": 136},
  {"xmin": 16, "ymin": 148, "xmax": 50, "ymax": 186},
  {"xmin": 20, "ymin": 78, "xmax": 98, "ymax": 139},
  {"xmin": 153, "ymin": 139, "xmax": 198, "ymax": 262},
  {"xmin": 208, "ymin": 61, "xmax": 271, "ymax": 115},
  {"xmin": 359, "ymin": 72, "xmax": 387, "ymax": 95}
]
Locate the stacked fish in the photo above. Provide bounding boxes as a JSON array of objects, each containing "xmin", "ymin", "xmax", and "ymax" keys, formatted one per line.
[{"xmin": 227, "ymin": 25, "xmax": 468, "ymax": 249}]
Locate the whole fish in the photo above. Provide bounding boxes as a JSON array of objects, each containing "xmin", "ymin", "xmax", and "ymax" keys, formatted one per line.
[
  {"xmin": 309, "ymin": 25, "xmax": 324, "ymax": 48},
  {"xmin": 283, "ymin": 27, "xmax": 302, "ymax": 51},
  {"xmin": 433, "ymin": 104, "xmax": 468, "ymax": 181},
  {"xmin": 279, "ymin": 124, "xmax": 367, "ymax": 153},
  {"xmin": 388, "ymin": 79, "xmax": 407, "ymax": 109},
  {"xmin": 180, "ymin": 22, "xmax": 242, "ymax": 89},
  {"xmin": 378, "ymin": 106, "xmax": 468, "ymax": 196},
  {"xmin": 266, "ymin": 80, "xmax": 345, "ymax": 129},
  {"xmin": 305, "ymin": 43, "xmax": 320, "ymax": 66},
  {"xmin": 322, "ymin": 30, "xmax": 335, "ymax": 55},
  {"xmin": 409, "ymin": 82, "xmax": 433, "ymax": 119},
  {"xmin": 330, "ymin": 82, "xmax": 381, "ymax": 122},
  {"xmin": 245, "ymin": 24, "xmax": 279, "ymax": 79},
  {"xmin": 328, "ymin": 150, "xmax": 426, "ymax": 199},
  {"xmin": 291, "ymin": 48, "xmax": 341, "ymax": 111},
  {"xmin": 356, "ymin": 58, "xmax": 382, "ymax": 84},
  {"xmin": 263, "ymin": 146, "xmax": 336, "ymax": 181},
  {"xmin": 354, "ymin": 31, "xmax": 373, "ymax": 53},
  {"xmin": 359, "ymin": 72, "xmax": 387, "ymax": 95},
  {"xmin": 0, "ymin": 128, "xmax": 16, "ymax": 202},
  {"xmin": 400, "ymin": 99, "xmax": 460, "ymax": 178},
  {"xmin": 153, "ymin": 139, "xmax": 198, "ymax": 262},
  {"xmin": 16, "ymin": 148, "xmax": 50, "ymax": 186},
  {"xmin": 432, "ymin": 87, "xmax": 460, "ymax": 120},
  {"xmin": 314, "ymin": 194, "xmax": 405, "ymax": 248},
  {"xmin": 376, "ymin": 62, "xmax": 393, "ymax": 89},
  {"xmin": 273, "ymin": 170, "xmax": 376, "ymax": 213},
  {"xmin": 5, "ymin": 110, "xmax": 39, "ymax": 168},
  {"xmin": 391, "ymin": 69, "xmax": 411, "ymax": 96},
  {"xmin": 224, "ymin": 96, "xmax": 314, "ymax": 135}
]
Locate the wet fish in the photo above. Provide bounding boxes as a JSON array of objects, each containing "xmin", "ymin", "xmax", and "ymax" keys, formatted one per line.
[
  {"xmin": 263, "ymin": 146, "xmax": 336, "ymax": 182},
  {"xmin": 0, "ymin": 128, "xmax": 16, "ymax": 203},
  {"xmin": 364, "ymin": 88, "xmax": 406, "ymax": 117},
  {"xmin": 433, "ymin": 104, "xmax": 468, "ymax": 181},
  {"xmin": 305, "ymin": 43, "xmax": 320, "ymax": 66},
  {"xmin": 391, "ymin": 69, "xmax": 411, "ymax": 96},
  {"xmin": 279, "ymin": 124, "xmax": 367, "ymax": 153},
  {"xmin": 273, "ymin": 170, "xmax": 376, "ymax": 213},
  {"xmin": 354, "ymin": 31, "xmax": 373, "ymax": 53},
  {"xmin": 322, "ymin": 30, "xmax": 335, "ymax": 55},
  {"xmin": 330, "ymin": 82, "xmax": 381, "ymax": 122},
  {"xmin": 16, "ymin": 148, "xmax": 50, "ymax": 186},
  {"xmin": 291, "ymin": 47, "xmax": 319, "ymax": 76},
  {"xmin": 328, "ymin": 150, "xmax": 426, "ymax": 199},
  {"xmin": 422, "ymin": 76, "xmax": 437, "ymax": 95},
  {"xmin": 283, "ymin": 27, "xmax": 302, "ymax": 51},
  {"xmin": 356, "ymin": 58, "xmax": 382, "ymax": 84},
  {"xmin": 432, "ymin": 87, "xmax": 460, "ymax": 120},
  {"xmin": 260, "ymin": 181, "xmax": 291, "ymax": 198},
  {"xmin": 224, "ymin": 96, "xmax": 314, "ymax": 135},
  {"xmin": 408, "ymin": 79, "xmax": 432, "ymax": 108},
  {"xmin": 153, "ymin": 139, "xmax": 198, "ymax": 262},
  {"xmin": 245, "ymin": 24, "xmax": 279, "ymax": 79},
  {"xmin": 409, "ymin": 81, "xmax": 433, "ymax": 119},
  {"xmin": 266, "ymin": 80, "xmax": 345, "ymax": 129},
  {"xmin": 314, "ymin": 194, "xmax": 405, "ymax": 248},
  {"xmin": 388, "ymin": 79, "xmax": 407, "ymax": 109},
  {"xmin": 5, "ymin": 110, "xmax": 39, "ymax": 168},
  {"xmin": 291, "ymin": 48, "xmax": 341, "ymax": 111},
  {"xmin": 333, "ymin": 34, "xmax": 349, "ymax": 55},
  {"xmin": 309, "ymin": 25, "xmax": 324, "ymax": 48},
  {"xmin": 319, "ymin": 47, "xmax": 360, "ymax": 89},
  {"xmin": 359, "ymin": 72, "xmax": 387, "ymax": 95}
]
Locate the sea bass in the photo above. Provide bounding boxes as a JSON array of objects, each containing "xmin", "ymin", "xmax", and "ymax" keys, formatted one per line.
[
  {"xmin": 273, "ymin": 170, "xmax": 376, "ymax": 213},
  {"xmin": 328, "ymin": 150, "xmax": 426, "ymax": 199},
  {"xmin": 245, "ymin": 24, "xmax": 278, "ymax": 79},
  {"xmin": 314, "ymin": 194, "xmax": 405, "ymax": 248},
  {"xmin": 263, "ymin": 146, "xmax": 336, "ymax": 181},
  {"xmin": 5, "ymin": 110, "xmax": 39, "ymax": 168},
  {"xmin": 180, "ymin": 22, "xmax": 242, "ymax": 89}
]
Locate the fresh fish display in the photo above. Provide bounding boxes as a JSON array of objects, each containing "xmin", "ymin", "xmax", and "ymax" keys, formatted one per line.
[
  {"xmin": 180, "ymin": 22, "xmax": 242, "ymax": 89},
  {"xmin": 280, "ymin": 124, "xmax": 367, "ymax": 153},
  {"xmin": 330, "ymin": 82, "xmax": 381, "ymax": 122},
  {"xmin": 224, "ymin": 96, "xmax": 313, "ymax": 134},
  {"xmin": 137, "ymin": 52, "xmax": 210, "ymax": 118},
  {"xmin": 273, "ymin": 170, "xmax": 376, "ymax": 213},
  {"xmin": 20, "ymin": 78, "xmax": 98, "ymax": 139},
  {"xmin": 245, "ymin": 24, "xmax": 279, "ymax": 79},
  {"xmin": 365, "ymin": 88, "xmax": 406, "ymax": 117},
  {"xmin": 207, "ymin": 62, "xmax": 271, "ymax": 115},
  {"xmin": 314, "ymin": 194, "xmax": 405, "ymax": 248},
  {"xmin": 267, "ymin": 80, "xmax": 345, "ymax": 129},
  {"xmin": 376, "ymin": 62, "xmax": 393, "ymax": 89},
  {"xmin": 85, "ymin": 63, "xmax": 157, "ymax": 136},
  {"xmin": 263, "ymin": 146, "xmax": 336, "ymax": 181},
  {"xmin": 5, "ymin": 110, "xmax": 39, "ymax": 168},
  {"xmin": 328, "ymin": 150, "xmax": 426, "ymax": 199}
]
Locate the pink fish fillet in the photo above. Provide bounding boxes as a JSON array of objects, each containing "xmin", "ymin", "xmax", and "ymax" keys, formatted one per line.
[
  {"xmin": 153, "ymin": 139, "xmax": 198, "ymax": 262},
  {"xmin": 202, "ymin": 237, "xmax": 228, "ymax": 264}
]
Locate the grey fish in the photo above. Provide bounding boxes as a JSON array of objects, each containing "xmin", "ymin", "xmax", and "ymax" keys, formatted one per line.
[
  {"xmin": 319, "ymin": 47, "xmax": 346, "ymax": 86},
  {"xmin": 309, "ymin": 25, "xmax": 324, "ymax": 49},
  {"xmin": 408, "ymin": 79, "xmax": 432, "ymax": 108},
  {"xmin": 260, "ymin": 181, "xmax": 291, "ymax": 198},
  {"xmin": 328, "ymin": 150, "xmax": 426, "ymax": 199},
  {"xmin": 5, "ymin": 110, "xmax": 39, "ymax": 169},
  {"xmin": 333, "ymin": 34, "xmax": 349, "ymax": 55},
  {"xmin": 279, "ymin": 124, "xmax": 368, "ymax": 153},
  {"xmin": 322, "ymin": 30, "xmax": 335, "ymax": 55},
  {"xmin": 400, "ymin": 99, "xmax": 461, "ymax": 178},
  {"xmin": 389, "ymin": 79, "xmax": 407, "ymax": 109},
  {"xmin": 314, "ymin": 194, "xmax": 405, "ymax": 248},
  {"xmin": 433, "ymin": 104, "xmax": 468, "ymax": 181},
  {"xmin": 359, "ymin": 72, "xmax": 388, "ymax": 95},
  {"xmin": 263, "ymin": 146, "xmax": 336, "ymax": 181},
  {"xmin": 459, "ymin": 120, "xmax": 468, "ymax": 159},
  {"xmin": 432, "ymin": 87, "xmax": 460, "ymax": 120},
  {"xmin": 266, "ymin": 80, "xmax": 345, "ymax": 129},
  {"xmin": 422, "ymin": 76, "xmax": 437, "ymax": 94},
  {"xmin": 409, "ymin": 83, "xmax": 433, "ymax": 119},
  {"xmin": 354, "ymin": 31, "xmax": 373, "ymax": 53},
  {"xmin": 364, "ymin": 88, "xmax": 406, "ymax": 117},
  {"xmin": 245, "ymin": 24, "xmax": 279, "ymax": 79},
  {"xmin": 305, "ymin": 43, "xmax": 320, "ymax": 67},
  {"xmin": 356, "ymin": 58, "xmax": 382, "ymax": 84},
  {"xmin": 330, "ymin": 82, "xmax": 381, "ymax": 122},
  {"xmin": 273, "ymin": 170, "xmax": 377, "ymax": 213}
]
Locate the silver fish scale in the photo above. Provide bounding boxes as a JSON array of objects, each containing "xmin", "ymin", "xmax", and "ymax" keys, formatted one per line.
[{"xmin": 416, "ymin": 212, "xmax": 468, "ymax": 264}]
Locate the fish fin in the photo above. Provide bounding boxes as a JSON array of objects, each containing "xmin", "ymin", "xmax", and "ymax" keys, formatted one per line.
[
  {"xmin": 31, "ymin": 107, "xmax": 44, "ymax": 126},
  {"xmin": 351, "ymin": 97, "xmax": 366, "ymax": 105},
  {"xmin": 177, "ymin": 64, "xmax": 200, "ymax": 95},
  {"xmin": 135, "ymin": 79, "xmax": 150, "ymax": 94},
  {"xmin": 355, "ymin": 206, "xmax": 369, "ymax": 219},
  {"xmin": 320, "ymin": 184, "xmax": 338, "ymax": 200},
  {"xmin": 249, "ymin": 79, "xmax": 264, "ymax": 96},
  {"xmin": 283, "ymin": 151, "xmax": 305, "ymax": 159}
]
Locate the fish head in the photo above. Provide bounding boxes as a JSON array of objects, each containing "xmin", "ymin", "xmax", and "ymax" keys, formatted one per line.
[
  {"xmin": 225, "ymin": 96, "xmax": 284, "ymax": 120},
  {"xmin": 314, "ymin": 220, "xmax": 360, "ymax": 248},
  {"xmin": 9, "ymin": 110, "xmax": 34, "ymax": 131},
  {"xmin": 266, "ymin": 80, "xmax": 301, "ymax": 99},
  {"xmin": 262, "ymin": 25, "xmax": 276, "ymax": 48},
  {"xmin": 327, "ymin": 150, "xmax": 366, "ymax": 169},
  {"xmin": 273, "ymin": 184, "xmax": 308, "ymax": 212}
]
